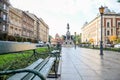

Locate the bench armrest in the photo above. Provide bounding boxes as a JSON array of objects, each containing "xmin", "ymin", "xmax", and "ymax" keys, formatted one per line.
[{"xmin": 0, "ymin": 69, "xmax": 45, "ymax": 80}]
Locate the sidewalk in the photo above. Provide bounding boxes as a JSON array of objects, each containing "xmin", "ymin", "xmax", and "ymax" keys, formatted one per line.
[{"xmin": 59, "ymin": 47, "xmax": 120, "ymax": 80}]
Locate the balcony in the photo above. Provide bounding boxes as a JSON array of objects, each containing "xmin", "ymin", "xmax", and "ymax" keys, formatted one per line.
[
  {"xmin": 0, "ymin": 5, "xmax": 8, "ymax": 13},
  {"xmin": 2, "ymin": 9, "xmax": 8, "ymax": 13},
  {"xmin": 0, "ymin": 17, "xmax": 7, "ymax": 23}
]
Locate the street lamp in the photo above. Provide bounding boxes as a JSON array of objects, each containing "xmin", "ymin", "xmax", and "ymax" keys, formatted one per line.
[
  {"xmin": 74, "ymin": 32, "xmax": 76, "ymax": 49},
  {"xmin": 99, "ymin": 6, "xmax": 105, "ymax": 55},
  {"xmin": 118, "ymin": 0, "xmax": 120, "ymax": 2}
]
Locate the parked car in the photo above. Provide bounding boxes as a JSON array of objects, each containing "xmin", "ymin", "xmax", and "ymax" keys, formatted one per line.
[
  {"xmin": 114, "ymin": 43, "xmax": 120, "ymax": 48},
  {"xmin": 38, "ymin": 42, "xmax": 44, "ymax": 47},
  {"xmin": 105, "ymin": 44, "xmax": 114, "ymax": 47},
  {"xmin": 36, "ymin": 41, "xmax": 44, "ymax": 47}
]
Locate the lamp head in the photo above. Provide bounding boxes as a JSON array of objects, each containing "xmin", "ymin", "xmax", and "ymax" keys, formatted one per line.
[{"xmin": 99, "ymin": 6, "xmax": 105, "ymax": 15}]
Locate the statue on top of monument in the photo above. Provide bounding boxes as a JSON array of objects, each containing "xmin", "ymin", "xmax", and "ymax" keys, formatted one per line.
[
  {"xmin": 66, "ymin": 23, "xmax": 71, "ymax": 40},
  {"xmin": 67, "ymin": 23, "xmax": 70, "ymax": 31}
]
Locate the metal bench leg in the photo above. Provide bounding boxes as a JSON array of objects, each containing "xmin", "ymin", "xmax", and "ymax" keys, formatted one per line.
[{"xmin": 54, "ymin": 56, "xmax": 58, "ymax": 78}]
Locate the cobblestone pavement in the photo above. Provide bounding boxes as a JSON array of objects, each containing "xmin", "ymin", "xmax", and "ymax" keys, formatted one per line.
[{"xmin": 59, "ymin": 47, "xmax": 120, "ymax": 80}]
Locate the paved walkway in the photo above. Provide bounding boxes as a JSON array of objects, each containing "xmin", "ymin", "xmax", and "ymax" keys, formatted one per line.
[{"xmin": 59, "ymin": 47, "xmax": 120, "ymax": 80}]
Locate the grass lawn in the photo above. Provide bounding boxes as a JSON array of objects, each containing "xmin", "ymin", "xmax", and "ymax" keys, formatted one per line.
[{"xmin": 0, "ymin": 47, "xmax": 49, "ymax": 70}]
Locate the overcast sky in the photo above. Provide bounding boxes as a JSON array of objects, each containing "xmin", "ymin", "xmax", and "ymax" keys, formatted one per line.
[{"xmin": 10, "ymin": 0, "xmax": 120, "ymax": 37}]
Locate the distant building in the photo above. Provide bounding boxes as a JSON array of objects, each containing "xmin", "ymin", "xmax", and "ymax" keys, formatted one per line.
[
  {"xmin": 51, "ymin": 33, "xmax": 62, "ymax": 45},
  {"xmin": 51, "ymin": 38, "xmax": 57, "ymax": 46},
  {"xmin": 81, "ymin": 6, "xmax": 120, "ymax": 46}
]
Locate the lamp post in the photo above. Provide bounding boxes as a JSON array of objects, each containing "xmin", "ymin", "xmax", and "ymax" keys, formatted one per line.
[
  {"xmin": 74, "ymin": 32, "xmax": 76, "ymax": 49},
  {"xmin": 99, "ymin": 6, "xmax": 105, "ymax": 55},
  {"xmin": 118, "ymin": 0, "xmax": 120, "ymax": 2}
]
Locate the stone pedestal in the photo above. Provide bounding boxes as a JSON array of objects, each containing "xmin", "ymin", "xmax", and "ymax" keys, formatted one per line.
[{"xmin": 62, "ymin": 40, "xmax": 74, "ymax": 47}]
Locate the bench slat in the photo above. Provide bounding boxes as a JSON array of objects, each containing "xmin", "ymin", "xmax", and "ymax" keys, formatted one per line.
[
  {"xmin": 7, "ymin": 59, "xmax": 43, "ymax": 80},
  {"xmin": 22, "ymin": 57, "xmax": 55, "ymax": 80},
  {"xmin": 0, "ymin": 41, "xmax": 36, "ymax": 54},
  {"xmin": 0, "ymin": 41, "xmax": 58, "ymax": 80},
  {"xmin": 33, "ymin": 57, "xmax": 56, "ymax": 80}
]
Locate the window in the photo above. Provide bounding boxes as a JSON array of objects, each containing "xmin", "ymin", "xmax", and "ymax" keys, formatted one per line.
[
  {"xmin": 107, "ymin": 31, "xmax": 110, "ymax": 36},
  {"xmin": 3, "ymin": 15, "xmax": 6, "ymax": 20},
  {"xmin": 3, "ymin": 4, "xmax": 7, "ymax": 10},
  {"xmin": 111, "ymin": 29, "xmax": 113, "ymax": 35},
  {"xmin": 118, "ymin": 22, "xmax": 120, "ymax": 27},
  {"xmin": 3, "ymin": 25, "xmax": 6, "ymax": 31},
  {"xmin": 118, "ymin": 31, "xmax": 120, "ymax": 35},
  {"xmin": 10, "ymin": 26, "xmax": 13, "ymax": 34},
  {"xmin": 107, "ymin": 22, "xmax": 110, "ymax": 28},
  {"xmin": 104, "ymin": 29, "xmax": 106, "ymax": 36}
]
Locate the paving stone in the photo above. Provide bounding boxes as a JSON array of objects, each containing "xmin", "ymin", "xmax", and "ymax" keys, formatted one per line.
[{"xmin": 60, "ymin": 47, "xmax": 120, "ymax": 80}]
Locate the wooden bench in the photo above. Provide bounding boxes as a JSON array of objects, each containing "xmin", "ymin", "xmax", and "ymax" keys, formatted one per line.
[{"xmin": 0, "ymin": 41, "xmax": 57, "ymax": 80}]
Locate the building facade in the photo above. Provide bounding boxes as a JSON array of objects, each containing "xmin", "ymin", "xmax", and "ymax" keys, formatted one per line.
[
  {"xmin": 33, "ymin": 15, "xmax": 40, "ymax": 41},
  {"xmin": 81, "ymin": 7, "xmax": 120, "ymax": 46},
  {"xmin": 8, "ymin": 6, "xmax": 22, "ymax": 36},
  {"xmin": 22, "ymin": 11, "xmax": 35, "ymax": 39},
  {"xmin": 0, "ymin": 1, "xmax": 49, "ymax": 42},
  {"xmin": 0, "ymin": 0, "xmax": 9, "ymax": 33},
  {"xmin": 39, "ymin": 18, "xmax": 49, "ymax": 43}
]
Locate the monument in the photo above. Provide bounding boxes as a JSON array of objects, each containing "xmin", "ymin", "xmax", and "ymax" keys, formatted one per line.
[{"xmin": 62, "ymin": 23, "xmax": 74, "ymax": 47}]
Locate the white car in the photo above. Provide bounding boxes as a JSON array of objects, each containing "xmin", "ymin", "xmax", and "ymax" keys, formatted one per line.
[
  {"xmin": 114, "ymin": 43, "xmax": 120, "ymax": 48},
  {"xmin": 36, "ymin": 41, "xmax": 44, "ymax": 47}
]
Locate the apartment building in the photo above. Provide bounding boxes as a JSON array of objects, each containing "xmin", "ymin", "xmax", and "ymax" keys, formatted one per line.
[
  {"xmin": 22, "ymin": 11, "xmax": 34, "ymax": 39},
  {"xmin": 81, "ymin": 7, "xmax": 120, "ymax": 46},
  {"xmin": 0, "ymin": 1, "xmax": 49, "ymax": 42},
  {"xmin": 0, "ymin": 0, "xmax": 9, "ymax": 33},
  {"xmin": 39, "ymin": 18, "xmax": 49, "ymax": 42},
  {"xmin": 32, "ymin": 15, "xmax": 40, "ymax": 41},
  {"xmin": 24, "ymin": 12, "xmax": 49, "ymax": 42},
  {"xmin": 27, "ymin": 13, "xmax": 41, "ymax": 41},
  {"xmin": 8, "ymin": 6, "xmax": 22, "ymax": 36}
]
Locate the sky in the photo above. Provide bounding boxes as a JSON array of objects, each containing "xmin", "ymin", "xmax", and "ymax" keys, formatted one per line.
[{"xmin": 10, "ymin": 0, "xmax": 120, "ymax": 37}]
